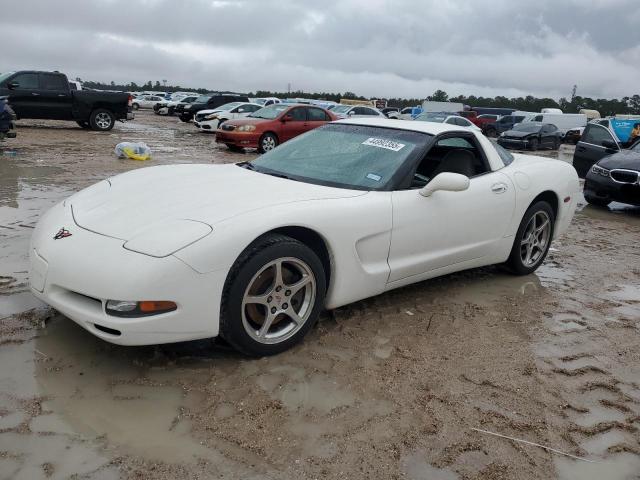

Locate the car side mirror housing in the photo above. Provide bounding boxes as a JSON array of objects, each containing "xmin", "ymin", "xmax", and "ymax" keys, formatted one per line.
[
  {"xmin": 7, "ymin": 81, "xmax": 19, "ymax": 90},
  {"xmin": 419, "ymin": 172, "xmax": 470, "ymax": 197},
  {"xmin": 601, "ymin": 139, "xmax": 618, "ymax": 151},
  {"xmin": 281, "ymin": 114, "xmax": 292, "ymax": 122}
]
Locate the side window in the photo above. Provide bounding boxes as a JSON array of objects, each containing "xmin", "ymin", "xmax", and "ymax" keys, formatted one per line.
[
  {"xmin": 10, "ymin": 73, "xmax": 39, "ymax": 89},
  {"xmin": 445, "ymin": 118, "xmax": 457, "ymax": 125},
  {"xmin": 246, "ymin": 104, "xmax": 261, "ymax": 112},
  {"xmin": 456, "ymin": 118, "xmax": 471, "ymax": 127},
  {"xmin": 289, "ymin": 108, "xmax": 306, "ymax": 121},
  {"xmin": 581, "ymin": 124, "xmax": 615, "ymax": 145},
  {"xmin": 410, "ymin": 135, "xmax": 489, "ymax": 189},
  {"xmin": 307, "ymin": 107, "xmax": 327, "ymax": 121},
  {"xmin": 40, "ymin": 74, "xmax": 68, "ymax": 91},
  {"xmin": 548, "ymin": 125, "xmax": 557, "ymax": 132},
  {"xmin": 534, "ymin": 115, "xmax": 543, "ymax": 122}
]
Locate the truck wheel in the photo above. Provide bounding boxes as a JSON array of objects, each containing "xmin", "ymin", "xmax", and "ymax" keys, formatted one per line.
[
  {"xmin": 89, "ymin": 109, "xmax": 115, "ymax": 131},
  {"xmin": 76, "ymin": 121, "xmax": 90, "ymax": 129},
  {"xmin": 132, "ymin": 103, "xmax": 139, "ymax": 111}
]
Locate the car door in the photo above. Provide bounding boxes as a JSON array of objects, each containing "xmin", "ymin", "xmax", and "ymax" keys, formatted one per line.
[
  {"xmin": 573, "ymin": 123, "xmax": 619, "ymax": 178},
  {"xmin": 306, "ymin": 107, "xmax": 330, "ymax": 131},
  {"xmin": 387, "ymin": 134, "xmax": 515, "ymax": 283},
  {"xmin": 279, "ymin": 107, "xmax": 308, "ymax": 141},
  {"xmin": 38, "ymin": 73, "xmax": 73, "ymax": 120},
  {"xmin": 3, "ymin": 72, "xmax": 41, "ymax": 118}
]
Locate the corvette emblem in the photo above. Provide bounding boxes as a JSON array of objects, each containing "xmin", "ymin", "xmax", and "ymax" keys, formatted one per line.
[{"xmin": 53, "ymin": 228, "xmax": 72, "ymax": 240}]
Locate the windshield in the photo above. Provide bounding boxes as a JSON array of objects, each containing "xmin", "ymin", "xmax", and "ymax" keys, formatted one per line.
[
  {"xmin": 195, "ymin": 95, "xmax": 212, "ymax": 103},
  {"xmin": 0, "ymin": 72, "xmax": 15, "ymax": 84},
  {"xmin": 331, "ymin": 105, "xmax": 352, "ymax": 114},
  {"xmin": 247, "ymin": 124, "xmax": 431, "ymax": 190},
  {"xmin": 512, "ymin": 123, "xmax": 542, "ymax": 133},
  {"xmin": 415, "ymin": 113, "xmax": 447, "ymax": 123},
  {"xmin": 253, "ymin": 98, "xmax": 267, "ymax": 105},
  {"xmin": 249, "ymin": 104, "xmax": 290, "ymax": 119}
]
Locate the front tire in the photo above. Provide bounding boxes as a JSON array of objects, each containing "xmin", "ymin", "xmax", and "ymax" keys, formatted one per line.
[
  {"xmin": 220, "ymin": 234, "xmax": 326, "ymax": 356},
  {"xmin": 89, "ymin": 109, "xmax": 115, "ymax": 131},
  {"xmin": 505, "ymin": 201, "xmax": 555, "ymax": 275},
  {"xmin": 258, "ymin": 132, "xmax": 278, "ymax": 153},
  {"xmin": 529, "ymin": 138, "xmax": 539, "ymax": 151}
]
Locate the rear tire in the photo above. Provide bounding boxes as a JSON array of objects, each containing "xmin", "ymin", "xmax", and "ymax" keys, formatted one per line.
[
  {"xmin": 258, "ymin": 132, "xmax": 278, "ymax": 153},
  {"xmin": 505, "ymin": 201, "xmax": 555, "ymax": 275},
  {"xmin": 584, "ymin": 193, "xmax": 610, "ymax": 208},
  {"xmin": 89, "ymin": 109, "xmax": 115, "ymax": 131},
  {"xmin": 220, "ymin": 234, "xmax": 326, "ymax": 356}
]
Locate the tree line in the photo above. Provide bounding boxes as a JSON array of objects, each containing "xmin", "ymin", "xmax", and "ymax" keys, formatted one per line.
[{"xmin": 78, "ymin": 78, "xmax": 640, "ymax": 116}]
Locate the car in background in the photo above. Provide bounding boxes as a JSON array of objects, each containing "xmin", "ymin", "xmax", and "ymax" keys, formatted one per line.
[
  {"xmin": 413, "ymin": 112, "xmax": 481, "ymax": 132},
  {"xmin": 526, "ymin": 113, "xmax": 587, "ymax": 137},
  {"xmin": 177, "ymin": 93, "xmax": 250, "ymax": 122},
  {"xmin": 215, "ymin": 103, "xmax": 337, "ymax": 153},
  {"xmin": 583, "ymin": 142, "xmax": 640, "ymax": 207},
  {"xmin": 484, "ymin": 114, "xmax": 528, "ymax": 137},
  {"xmin": 330, "ymin": 104, "xmax": 385, "ymax": 119},
  {"xmin": 498, "ymin": 122, "xmax": 562, "ymax": 150},
  {"xmin": 460, "ymin": 111, "xmax": 501, "ymax": 130},
  {"xmin": 154, "ymin": 95, "xmax": 199, "ymax": 116},
  {"xmin": 194, "ymin": 102, "xmax": 263, "ymax": 132},
  {"xmin": 564, "ymin": 126, "xmax": 585, "ymax": 145},
  {"xmin": 132, "ymin": 94, "xmax": 165, "ymax": 110},
  {"xmin": 571, "ymin": 120, "xmax": 640, "ymax": 178},
  {"xmin": 252, "ymin": 97, "xmax": 282, "ymax": 107},
  {"xmin": 381, "ymin": 107, "xmax": 401, "ymax": 119},
  {"xmin": 0, "ymin": 70, "xmax": 133, "ymax": 131},
  {"xmin": 0, "ymin": 96, "xmax": 16, "ymax": 140}
]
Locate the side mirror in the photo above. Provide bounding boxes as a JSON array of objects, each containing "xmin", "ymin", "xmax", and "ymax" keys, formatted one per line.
[
  {"xmin": 601, "ymin": 139, "xmax": 619, "ymax": 151},
  {"xmin": 281, "ymin": 114, "xmax": 293, "ymax": 122},
  {"xmin": 419, "ymin": 172, "xmax": 470, "ymax": 197},
  {"xmin": 348, "ymin": 110, "xmax": 355, "ymax": 116},
  {"xmin": 7, "ymin": 81, "xmax": 19, "ymax": 90}
]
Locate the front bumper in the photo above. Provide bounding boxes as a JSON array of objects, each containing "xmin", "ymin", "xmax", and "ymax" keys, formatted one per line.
[
  {"xmin": 194, "ymin": 119, "xmax": 217, "ymax": 131},
  {"xmin": 497, "ymin": 137, "xmax": 529, "ymax": 149},
  {"xmin": 29, "ymin": 201, "xmax": 226, "ymax": 345},
  {"xmin": 215, "ymin": 131, "xmax": 260, "ymax": 148},
  {"xmin": 584, "ymin": 171, "xmax": 640, "ymax": 206}
]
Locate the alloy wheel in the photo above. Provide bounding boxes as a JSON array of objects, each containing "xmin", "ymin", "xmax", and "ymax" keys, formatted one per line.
[
  {"xmin": 520, "ymin": 211, "xmax": 551, "ymax": 267},
  {"xmin": 241, "ymin": 257, "xmax": 316, "ymax": 344},
  {"xmin": 95, "ymin": 112, "xmax": 112, "ymax": 130},
  {"xmin": 262, "ymin": 136, "xmax": 276, "ymax": 151}
]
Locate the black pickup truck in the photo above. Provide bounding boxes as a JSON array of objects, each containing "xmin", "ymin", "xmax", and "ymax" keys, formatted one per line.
[{"xmin": 0, "ymin": 70, "xmax": 134, "ymax": 131}]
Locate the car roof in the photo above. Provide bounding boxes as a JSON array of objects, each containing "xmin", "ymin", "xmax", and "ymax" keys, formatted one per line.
[{"xmin": 335, "ymin": 117, "xmax": 473, "ymax": 135}]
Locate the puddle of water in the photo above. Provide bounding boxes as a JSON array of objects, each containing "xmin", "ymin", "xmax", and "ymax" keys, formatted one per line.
[
  {"xmin": 555, "ymin": 453, "xmax": 640, "ymax": 480},
  {"xmin": 401, "ymin": 450, "xmax": 460, "ymax": 480},
  {"xmin": 32, "ymin": 317, "xmax": 219, "ymax": 464}
]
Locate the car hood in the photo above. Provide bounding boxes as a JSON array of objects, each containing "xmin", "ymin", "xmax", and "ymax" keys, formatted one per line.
[
  {"xmin": 70, "ymin": 164, "xmax": 366, "ymax": 241},
  {"xmin": 503, "ymin": 130, "xmax": 536, "ymax": 138},
  {"xmin": 598, "ymin": 149, "xmax": 640, "ymax": 170}
]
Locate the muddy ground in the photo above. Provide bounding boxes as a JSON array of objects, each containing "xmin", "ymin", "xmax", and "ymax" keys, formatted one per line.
[{"xmin": 0, "ymin": 111, "xmax": 639, "ymax": 480}]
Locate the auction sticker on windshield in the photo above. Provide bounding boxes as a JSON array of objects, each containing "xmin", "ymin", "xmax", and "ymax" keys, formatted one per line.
[{"xmin": 362, "ymin": 138, "xmax": 406, "ymax": 152}]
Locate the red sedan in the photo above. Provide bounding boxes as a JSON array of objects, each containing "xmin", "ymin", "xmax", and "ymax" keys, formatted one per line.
[{"xmin": 215, "ymin": 104, "xmax": 337, "ymax": 153}]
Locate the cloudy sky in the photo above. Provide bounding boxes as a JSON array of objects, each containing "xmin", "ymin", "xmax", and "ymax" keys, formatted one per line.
[{"xmin": 3, "ymin": 0, "xmax": 640, "ymax": 100}]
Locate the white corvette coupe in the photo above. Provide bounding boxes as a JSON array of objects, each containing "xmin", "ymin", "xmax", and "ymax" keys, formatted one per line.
[{"xmin": 30, "ymin": 118, "xmax": 579, "ymax": 356}]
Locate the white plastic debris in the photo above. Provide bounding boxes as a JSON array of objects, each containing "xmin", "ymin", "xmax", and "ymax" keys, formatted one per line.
[{"xmin": 114, "ymin": 142, "xmax": 151, "ymax": 161}]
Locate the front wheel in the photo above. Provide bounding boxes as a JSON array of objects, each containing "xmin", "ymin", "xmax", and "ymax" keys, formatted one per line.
[
  {"xmin": 220, "ymin": 234, "xmax": 326, "ymax": 356},
  {"xmin": 258, "ymin": 133, "xmax": 278, "ymax": 153},
  {"xmin": 89, "ymin": 109, "xmax": 115, "ymax": 131},
  {"xmin": 505, "ymin": 201, "xmax": 555, "ymax": 275},
  {"xmin": 529, "ymin": 138, "xmax": 539, "ymax": 151}
]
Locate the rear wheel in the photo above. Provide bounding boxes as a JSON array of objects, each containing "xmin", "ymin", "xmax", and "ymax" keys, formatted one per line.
[
  {"xmin": 584, "ymin": 193, "xmax": 610, "ymax": 208},
  {"xmin": 220, "ymin": 234, "xmax": 326, "ymax": 356},
  {"xmin": 506, "ymin": 201, "xmax": 555, "ymax": 275},
  {"xmin": 89, "ymin": 109, "xmax": 115, "ymax": 131},
  {"xmin": 258, "ymin": 132, "xmax": 278, "ymax": 153}
]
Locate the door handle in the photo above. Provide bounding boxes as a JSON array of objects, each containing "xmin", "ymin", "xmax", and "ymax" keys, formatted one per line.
[
  {"xmin": 31, "ymin": 92, "xmax": 40, "ymax": 96},
  {"xmin": 491, "ymin": 183, "xmax": 508, "ymax": 194},
  {"xmin": 58, "ymin": 94, "xmax": 67, "ymax": 97}
]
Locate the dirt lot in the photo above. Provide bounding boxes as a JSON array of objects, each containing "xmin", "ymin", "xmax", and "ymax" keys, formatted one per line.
[{"xmin": 1, "ymin": 111, "xmax": 639, "ymax": 480}]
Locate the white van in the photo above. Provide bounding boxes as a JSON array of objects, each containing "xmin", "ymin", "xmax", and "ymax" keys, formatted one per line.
[
  {"xmin": 421, "ymin": 101, "xmax": 464, "ymax": 113},
  {"xmin": 527, "ymin": 113, "xmax": 587, "ymax": 135},
  {"xmin": 579, "ymin": 109, "xmax": 600, "ymax": 120}
]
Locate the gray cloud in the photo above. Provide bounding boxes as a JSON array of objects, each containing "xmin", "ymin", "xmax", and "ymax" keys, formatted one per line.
[{"xmin": 2, "ymin": 0, "xmax": 639, "ymax": 99}]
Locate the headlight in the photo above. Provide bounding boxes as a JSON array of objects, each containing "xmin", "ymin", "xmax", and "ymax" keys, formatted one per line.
[
  {"xmin": 237, "ymin": 125, "xmax": 256, "ymax": 132},
  {"xmin": 591, "ymin": 165, "xmax": 610, "ymax": 177},
  {"xmin": 205, "ymin": 114, "xmax": 219, "ymax": 120}
]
